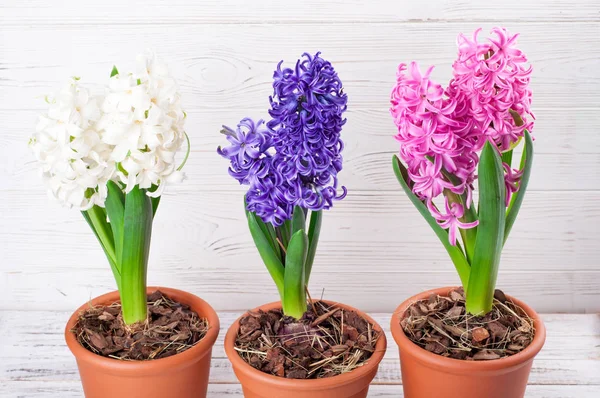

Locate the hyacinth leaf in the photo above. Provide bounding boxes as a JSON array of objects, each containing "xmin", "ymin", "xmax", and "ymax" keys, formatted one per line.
[
  {"xmin": 291, "ymin": 206, "xmax": 306, "ymax": 236},
  {"xmin": 427, "ymin": 155, "xmax": 478, "ymax": 262},
  {"xmin": 252, "ymin": 213, "xmax": 280, "ymax": 260},
  {"xmin": 280, "ymin": 219, "xmax": 292, "ymax": 248},
  {"xmin": 304, "ymin": 210, "xmax": 322, "ymax": 285},
  {"xmin": 392, "ymin": 155, "xmax": 470, "ymax": 288},
  {"xmin": 148, "ymin": 184, "xmax": 161, "ymax": 217},
  {"xmin": 105, "ymin": 181, "xmax": 125, "ymax": 269},
  {"xmin": 247, "ymin": 212, "xmax": 285, "ymax": 298},
  {"xmin": 242, "ymin": 195, "xmax": 279, "ymax": 257},
  {"xmin": 110, "ymin": 66, "xmax": 119, "ymax": 77},
  {"xmin": 283, "ymin": 229, "xmax": 308, "ymax": 319},
  {"xmin": 176, "ymin": 131, "xmax": 191, "ymax": 171},
  {"xmin": 81, "ymin": 208, "xmax": 120, "ymax": 290},
  {"xmin": 501, "ymin": 149, "xmax": 513, "ymax": 168},
  {"xmin": 83, "ymin": 206, "xmax": 116, "ymax": 265},
  {"xmin": 120, "ymin": 186, "xmax": 153, "ymax": 325},
  {"xmin": 466, "ymin": 142, "xmax": 506, "ymax": 315},
  {"xmin": 151, "ymin": 197, "xmax": 160, "ymax": 217},
  {"xmin": 444, "ymin": 189, "xmax": 477, "ymax": 264},
  {"xmin": 504, "ymin": 130, "xmax": 534, "ymax": 244}
]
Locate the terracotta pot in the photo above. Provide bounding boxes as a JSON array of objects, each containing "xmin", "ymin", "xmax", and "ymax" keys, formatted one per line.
[
  {"xmin": 65, "ymin": 287, "xmax": 220, "ymax": 398},
  {"xmin": 225, "ymin": 300, "xmax": 387, "ymax": 398},
  {"xmin": 390, "ymin": 287, "xmax": 546, "ymax": 398}
]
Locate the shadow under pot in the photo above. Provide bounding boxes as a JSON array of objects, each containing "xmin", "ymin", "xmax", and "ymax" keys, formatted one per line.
[
  {"xmin": 224, "ymin": 300, "xmax": 387, "ymax": 398},
  {"xmin": 65, "ymin": 287, "xmax": 220, "ymax": 398},
  {"xmin": 390, "ymin": 286, "xmax": 546, "ymax": 398}
]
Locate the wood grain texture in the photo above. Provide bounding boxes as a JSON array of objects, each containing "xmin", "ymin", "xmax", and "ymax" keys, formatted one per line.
[
  {"xmin": 1, "ymin": 23, "xmax": 599, "ymax": 111},
  {"xmin": 2, "ymin": 187, "xmax": 599, "ymax": 312},
  {"xmin": 0, "ymin": 311, "xmax": 598, "ymax": 397},
  {"xmin": 4, "ymin": 108, "xmax": 600, "ymax": 192},
  {"xmin": 1, "ymin": 0, "xmax": 599, "ymax": 24},
  {"xmin": 2, "ymin": 383, "xmax": 598, "ymax": 398},
  {"xmin": 1, "ymin": 0, "xmax": 599, "ymax": 314}
]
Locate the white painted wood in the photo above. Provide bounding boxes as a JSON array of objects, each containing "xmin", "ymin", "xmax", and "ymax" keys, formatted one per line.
[
  {"xmin": 0, "ymin": 0, "xmax": 599, "ymax": 314},
  {"xmin": 2, "ymin": 383, "xmax": 598, "ymax": 398},
  {"xmin": 0, "ymin": 311, "xmax": 598, "ymax": 397},
  {"xmin": 1, "ymin": 23, "xmax": 599, "ymax": 111},
  {"xmin": 4, "ymin": 109, "xmax": 600, "ymax": 192},
  {"xmin": 1, "ymin": 0, "xmax": 599, "ymax": 25}
]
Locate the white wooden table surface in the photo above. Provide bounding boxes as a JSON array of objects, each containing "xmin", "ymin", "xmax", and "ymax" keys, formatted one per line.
[{"xmin": 1, "ymin": 312, "xmax": 598, "ymax": 397}]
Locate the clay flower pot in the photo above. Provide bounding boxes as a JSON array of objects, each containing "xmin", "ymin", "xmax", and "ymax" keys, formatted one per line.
[
  {"xmin": 390, "ymin": 287, "xmax": 546, "ymax": 398},
  {"xmin": 65, "ymin": 287, "xmax": 220, "ymax": 398},
  {"xmin": 225, "ymin": 300, "xmax": 387, "ymax": 398}
]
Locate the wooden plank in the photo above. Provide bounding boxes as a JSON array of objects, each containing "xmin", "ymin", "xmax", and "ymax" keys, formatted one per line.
[
  {"xmin": 4, "ymin": 107, "xmax": 600, "ymax": 192},
  {"xmin": 1, "ymin": 382, "xmax": 598, "ymax": 398},
  {"xmin": 1, "ymin": 190, "xmax": 596, "ymax": 271},
  {"xmin": 1, "ymin": 188, "xmax": 599, "ymax": 312},
  {"xmin": 1, "ymin": 23, "xmax": 599, "ymax": 111},
  {"xmin": 1, "ymin": 192, "xmax": 599, "ymax": 312},
  {"xmin": 4, "ymin": 107, "xmax": 600, "ymax": 154},
  {"xmin": 3, "ymin": 267, "xmax": 598, "ymax": 314},
  {"xmin": 0, "ymin": 311, "xmax": 598, "ymax": 396},
  {"xmin": 1, "ymin": 0, "xmax": 598, "ymax": 24}
]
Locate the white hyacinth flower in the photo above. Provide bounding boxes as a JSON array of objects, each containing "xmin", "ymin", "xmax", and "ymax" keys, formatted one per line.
[
  {"xmin": 98, "ymin": 52, "xmax": 187, "ymax": 196},
  {"xmin": 29, "ymin": 79, "xmax": 114, "ymax": 210},
  {"xmin": 31, "ymin": 53, "xmax": 188, "ymax": 210}
]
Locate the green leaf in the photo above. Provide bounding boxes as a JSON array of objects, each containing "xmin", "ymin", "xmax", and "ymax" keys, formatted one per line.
[
  {"xmin": 283, "ymin": 230, "xmax": 308, "ymax": 319},
  {"xmin": 392, "ymin": 155, "xmax": 471, "ymax": 288},
  {"xmin": 501, "ymin": 149, "xmax": 513, "ymax": 168},
  {"xmin": 247, "ymin": 212, "xmax": 285, "ymax": 298},
  {"xmin": 243, "ymin": 196, "xmax": 279, "ymax": 259},
  {"xmin": 83, "ymin": 206, "xmax": 117, "ymax": 280},
  {"xmin": 110, "ymin": 66, "xmax": 119, "ymax": 77},
  {"xmin": 120, "ymin": 186, "xmax": 153, "ymax": 325},
  {"xmin": 279, "ymin": 219, "xmax": 292, "ymax": 248},
  {"xmin": 304, "ymin": 210, "xmax": 322, "ymax": 285},
  {"xmin": 443, "ymin": 188, "xmax": 477, "ymax": 264},
  {"xmin": 426, "ymin": 155, "xmax": 478, "ymax": 262},
  {"xmin": 81, "ymin": 209, "xmax": 120, "ymax": 290},
  {"xmin": 148, "ymin": 184, "xmax": 161, "ymax": 217},
  {"xmin": 177, "ymin": 132, "xmax": 191, "ymax": 171},
  {"xmin": 466, "ymin": 142, "xmax": 506, "ymax": 315},
  {"xmin": 105, "ymin": 181, "xmax": 125, "ymax": 267},
  {"xmin": 253, "ymin": 212, "xmax": 281, "ymax": 261},
  {"xmin": 291, "ymin": 206, "xmax": 306, "ymax": 235},
  {"xmin": 504, "ymin": 130, "xmax": 534, "ymax": 243}
]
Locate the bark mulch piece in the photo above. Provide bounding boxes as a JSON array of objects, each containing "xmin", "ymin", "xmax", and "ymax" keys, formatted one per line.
[
  {"xmin": 401, "ymin": 288, "xmax": 535, "ymax": 361},
  {"xmin": 234, "ymin": 301, "xmax": 381, "ymax": 379},
  {"xmin": 73, "ymin": 290, "xmax": 209, "ymax": 361}
]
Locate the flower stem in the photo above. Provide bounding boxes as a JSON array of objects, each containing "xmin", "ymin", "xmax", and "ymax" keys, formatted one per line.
[
  {"xmin": 120, "ymin": 186, "xmax": 153, "ymax": 325},
  {"xmin": 282, "ymin": 230, "xmax": 308, "ymax": 319},
  {"xmin": 466, "ymin": 142, "xmax": 506, "ymax": 315}
]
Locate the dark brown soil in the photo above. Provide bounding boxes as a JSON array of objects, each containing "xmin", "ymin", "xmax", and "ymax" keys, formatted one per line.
[
  {"xmin": 234, "ymin": 301, "xmax": 380, "ymax": 379},
  {"xmin": 401, "ymin": 288, "xmax": 535, "ymax": 360},
  {"xmin": 73, "ymin": 290, "xmax": 208, "ymax": 360}
]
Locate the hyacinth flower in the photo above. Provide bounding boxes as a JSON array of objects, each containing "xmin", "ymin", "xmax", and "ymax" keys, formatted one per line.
[
  {"xmin": 218, "ymin": 52, "xmax": 347, "ymax": 319},
  {"xmin": 29, "ymin": 54, "xmax": 190, "ymax": 325},
  {"xmin": 390, "ymin": 28, "xmax": 534, "ymax": 315}
]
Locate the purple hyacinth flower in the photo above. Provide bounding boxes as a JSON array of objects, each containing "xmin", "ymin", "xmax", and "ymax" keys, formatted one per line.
[{"xmin": 218, "ymin": 52, "xmax": 347, "ymax": 226}]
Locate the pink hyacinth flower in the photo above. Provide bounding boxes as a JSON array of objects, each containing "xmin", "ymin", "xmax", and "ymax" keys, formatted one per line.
[
  {"xmin": 503, "ymin": 162, "xmax": 524, "ymax": 206},
  {"xmin": 427, "ymin": 198, "xmax": 479, "ymax": 246}
]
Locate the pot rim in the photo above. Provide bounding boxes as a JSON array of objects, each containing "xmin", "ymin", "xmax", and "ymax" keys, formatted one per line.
[
  {"xmin": 390, "ymin": 286, "xmax": 546, "ymax": 373},
  {"xmin": 65, "ymin": 286, "xmax": 220, "ymax": 376},
  {"xmin": 224, "ymin": 300, "xmax": 387, "ymax": 389}
]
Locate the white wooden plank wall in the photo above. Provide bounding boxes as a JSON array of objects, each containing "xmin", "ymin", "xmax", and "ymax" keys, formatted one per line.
[{"xmin": 0, "ymin": 0, "xmax": 599, "ymax": 313}]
